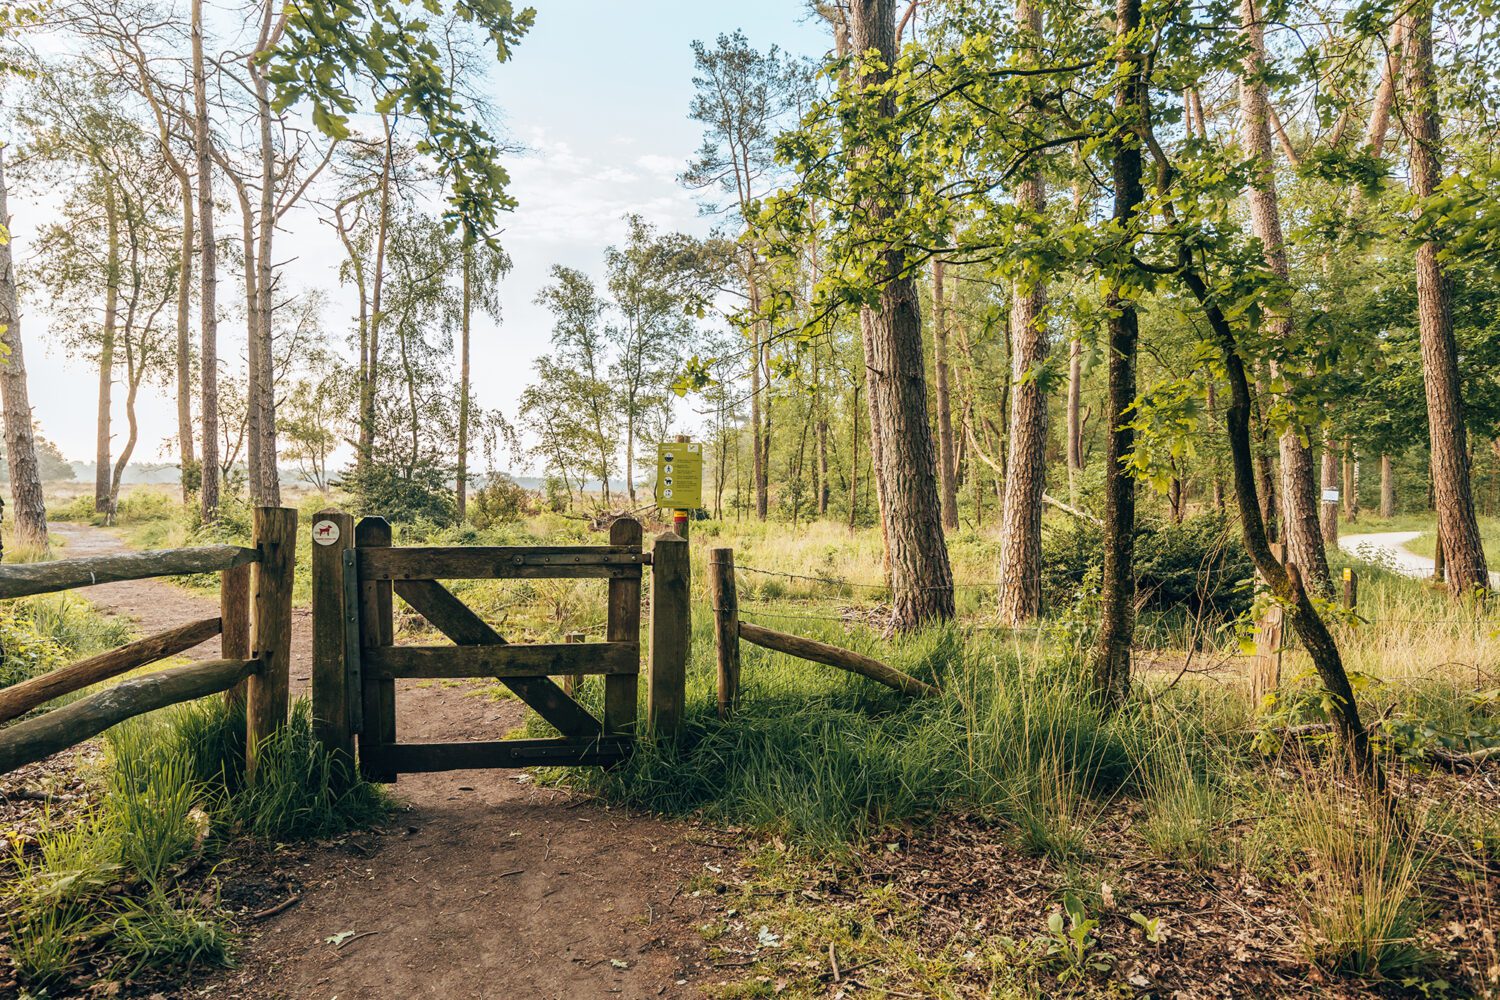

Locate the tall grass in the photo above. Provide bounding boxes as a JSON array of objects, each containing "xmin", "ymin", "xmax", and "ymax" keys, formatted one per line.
[{"xmin": 3, "ymin": 698, "xmax": 385, "ymax": 987}]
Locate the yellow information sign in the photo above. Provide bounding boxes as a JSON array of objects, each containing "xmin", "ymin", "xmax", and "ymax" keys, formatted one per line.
[{"xmin": 655, "ymin": 441, "xmax": 703, "ymax": 510}]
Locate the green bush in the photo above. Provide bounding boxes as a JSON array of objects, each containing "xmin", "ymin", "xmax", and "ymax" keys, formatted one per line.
[
  {"xmin": 338, "ymin": 460, "xmax": 456, "ymax": 526},
  {"xmin": 1041, "ymin": 513, "xmax": 1254, "ymax": 619},
  {"xmin": 468, "ymin": 477, "xmax": 538, "ymax": 529},
  {"xmin": 0, "ymin": 596, "xmax": 134, "ymax": 690}
]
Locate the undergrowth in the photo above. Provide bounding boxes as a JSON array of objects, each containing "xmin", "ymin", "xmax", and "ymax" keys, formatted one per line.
[{"xmin": 1, "ymin": 698, "xmax": 386, "ymax": 991}]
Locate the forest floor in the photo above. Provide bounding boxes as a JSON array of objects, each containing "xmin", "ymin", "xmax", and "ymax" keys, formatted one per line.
[{"xmin": 26, "ymin": 524, "xmax": 734, "ymax": 1000}]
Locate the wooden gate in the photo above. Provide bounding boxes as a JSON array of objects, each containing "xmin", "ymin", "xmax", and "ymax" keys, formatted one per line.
[{"xmin": 324, "ymin": 516, "xmax": 650, "ymax": 782}]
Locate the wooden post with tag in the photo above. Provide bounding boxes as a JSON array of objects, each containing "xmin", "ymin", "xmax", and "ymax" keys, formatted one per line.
[{"xmin": 311, "ymin": 510, "xmax": 355, "ymax": 768}]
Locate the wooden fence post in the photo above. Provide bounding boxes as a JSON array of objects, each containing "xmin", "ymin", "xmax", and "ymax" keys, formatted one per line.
[
  {"xmin": 604, "ymin": 517, "xmax": 642, "ymax": 738},
  {"xmin": 1250, "ymin": 603, "xmax": 1284, "ymax": 709},
  {"xmin": 708, "ymin": 548, "xmax": 739, "ymax": 720},
  {"xmin": 246, "ymin": 507, "xmax": 298, "ymax": 779},
  {"xmin": 310, "ymin": 509, "xmax": 355, "ymax": 768},
  {"xmin": 560, "ymin": 632, "xmax": 585, "ymax": 697},
  {"xmin": 220, "ymin": 563, "xmax": 251, "ymax": 708},
  {"xmin": 356, "ymin": 516, "xmax": 396, "ymax": 783},
  {"xmin": 1342, "ymin": 567, "xmax": 1358, "ymax": 611},
  {"xmin": 648, "ymin": 530, "xmax": 690, "ymax": 737}
]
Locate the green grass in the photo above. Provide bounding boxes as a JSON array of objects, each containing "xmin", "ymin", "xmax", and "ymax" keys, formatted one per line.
[{"xmin": 2, "ymin": 698, "xmax": 386, "ymax": 989}]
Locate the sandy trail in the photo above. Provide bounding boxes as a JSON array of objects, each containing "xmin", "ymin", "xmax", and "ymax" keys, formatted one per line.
[
  {"xmin": 1338, "ymin": 529, "xmax": 1500, "ymax": 585},
  {"xmin": 39, "ymin": 523, "xmax": 720, "ymax": 1000}
]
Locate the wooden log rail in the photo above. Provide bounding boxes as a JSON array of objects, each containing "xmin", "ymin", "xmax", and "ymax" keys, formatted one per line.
[
  {"xmin": 0, "ymin": 616, "xmax": 222, "ymax": 723},
  {"xmin": 710, "ymin": 546, "xmax": 939, "ymax": 708},
  {"xmin": 0, "ymin": 658, "xmax": 259, "ymax": 773},
  {"xmin": 0, "ymin": 507, "xmax": 298, "ymax": 778},
  {"xmin": 0, "ymin": 545, "xmax": 260, "ymax": 600}
]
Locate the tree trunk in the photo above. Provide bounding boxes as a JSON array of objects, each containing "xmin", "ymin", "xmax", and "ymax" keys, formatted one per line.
[
  {"xmin": 1241, "ymin": 0, "xmax": 1330, "ymax": 592},
  {"xmin": 0, "ymin": 150, "xmax": 49, "ymax": 552},
  {"xmin": 252, "ymin": 18, "xmax": 280, "ymax": 508},
  {"xmin": 850, "ymin": 0, "xmax": 953, "ymax": 628},
  {"xmin": 1091, "ymin": 0, "xmax": 1143, "ymax": 708},
  {"xmin": 457, "ymin": 232, "xmax": 472, "ymax": 519},
  {"xmin": 747, "ymin": 267, "xmax": 769, "ymax": 520},
  {"xmin": 1067, "ymin": 338, "xmax": 1083, "ymax": 483},
  {"xmin": 1320, "ymin": 434, "xmax": 1339, "ymax": 543},
  {"xmin": 96, "ymin": 183, "xmax": 120, "ymax": 515},
  {"xmin": 358, "ymin": 115, "xmax": 393, "ymax": 471},
  {"xmin": 996, "ymin": 0, "xmax": 1049, "ymax": 626},
  {"xmin": 193, "ymin": 0, "xmax": 220, "ymax": 520},
  {"xmin": 1342, "ymin": 439, "xmax": 1357, "ymax": 521},
  {"xmin": 1404, "ymin": 0, "xmax": 1488, "ymax": 595},
  {"xmin": 1207, "ymin": 378, "xmax": 1226, "ymax": 512},
  {"xmin": 931, "ymin": 255, "xmax": 959, "ymax": 531},
  {"xmin": 174, "ymin": 170, "xmax": 195, "ymax": 502},
  {"xmin": 1380, "ymin": 452, "xmax": 1395, "ymax": 517}
]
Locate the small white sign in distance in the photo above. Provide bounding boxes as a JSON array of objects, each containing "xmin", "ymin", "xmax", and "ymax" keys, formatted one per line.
[
  {"xmin": 1321, "ymin": 488, "xmax": 1340, "ymax": 502},
  {"xmin": 312, "ymin": 519, "xmax": 341, "ymax": 546}
]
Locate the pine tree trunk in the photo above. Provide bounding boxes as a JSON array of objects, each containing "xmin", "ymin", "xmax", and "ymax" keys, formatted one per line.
[
  {"xmin": 457, "ymin": 234, "xmax": 471, "ymax": 519},
  {"xmin": 0, "ymin": 150, "xmax": 49, "ymax": 552},
  {"xmin": 96, "ymin": 184, "xmax": 120, "ymax": 515},
  {"xmin": 1320, "ymin": 434, "xmax": 1339, "ymax": 543},
  {"xmin": 747, "ymin": 267, "xmax": 768, "ymax": 520},
  {"xmin": 1067, "ymin": 338, "xmax": 1083, "ymax": 481},
  {"xmin": 850, "ymin": 0, "xmax": 954, "ymax": 628},
  {"xmin": 1380, "ymin": 452, "xmax": 1395, "ymax": 517},
  {"xmin": 252, "ymin": 31, "xmax": 280, "ymax": 508},
  {"xmin": 358, "ymin": 116, "xmax": 393, "ymax": 471},
  {"xmin": 1092, "ymin": 0, "xmax": 1143, "ymax": 708},
  {"xmin": 996, "ymin": 0, "xmax": 1049, "ymax": 626},
  {"xmin": 193, "ymin": 0, "xmax": 220, "ymax": 521},
  {"xmin": 174, "ymin": 171, "xmax": 195, "ymax": 502},
  {"xmin": 1404, "ymin": 0, "xmax": 1488, "ymax": 595},
  {"xmin": 1342, "ymin": 439, "xmax": 1357, "ymax": 521},
  {"xmin": 931, "ymin": 255, "xmax": 959, "ymax": 531},
  {"xmin": 1241, "ymin": 0, "xmax": 1330, "ymax": 591}
]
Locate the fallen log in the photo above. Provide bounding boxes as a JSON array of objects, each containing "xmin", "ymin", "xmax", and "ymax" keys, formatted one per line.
[
  {"xmin": 0, "ymin": 616, "xmax": 222, "ymax": 723},
  {"xmin": 0, "ymin": 546, "xmax": 259, "ymax": 600},
  {"xmin": 737, "ymin": 621, "xmax": 938, "ymax": 697},
  {"xmin": 0, "ymin": 658, "xmax": 258, "ymax": 773}
]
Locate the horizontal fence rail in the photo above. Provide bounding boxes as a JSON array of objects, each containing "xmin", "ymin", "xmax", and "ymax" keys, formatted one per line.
[
  {"xmin": 368, "ymin": 735, "xmax": 635, "ymax": 773},
  {"xmin": 364, "ymin": 641, "xmax": 640, "ymax": 680},
  {"xmin": 0, "ymin": 658, "xmax": 259, "ymax": 773},
  {"xmin": 0, "ymin": 616, "xmax": 223, "ymax": 724},
  {"xmin": 0, "ymin": 545, "xmax": 260, "ymax": 600},
  {"xmin": 737, "ymin": 621, "xmax": 939, "ymax": 697},
  {"xmin": 358, "ymin": 545, "xmax": 649, "ymax": 581}
]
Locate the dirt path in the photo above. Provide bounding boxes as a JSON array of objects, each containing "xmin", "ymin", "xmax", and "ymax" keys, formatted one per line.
[
  {"xmin": 1339, "ymin": 529, "xmax": 1500, "ymax": 585},
  {"xmin": 44, "ymin": 524, "xmax": 724, "ymax": 1000}
]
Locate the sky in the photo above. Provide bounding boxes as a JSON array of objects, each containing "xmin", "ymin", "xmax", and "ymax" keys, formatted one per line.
[{"xmin": 10, "ymin": 0, "xmax": 832, "ymax": 472}]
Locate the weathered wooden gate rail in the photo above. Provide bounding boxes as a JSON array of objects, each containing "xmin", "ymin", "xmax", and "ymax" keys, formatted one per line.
[
  {"xmin": 0, "ymin": 508, "xmax": 298, "ymax": 776},
  {"xmin": 708, "ymin": 546, "xmax": 938, "ymax": 719}
]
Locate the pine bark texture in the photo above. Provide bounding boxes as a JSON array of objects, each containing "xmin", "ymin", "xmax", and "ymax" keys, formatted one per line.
[
  {"xmin": 1380, "ymin": 453, "xmax": 1396, "ymax": 517},
  {"xmin": 996, "ymin": 0, "xmax": 1048, "ymax": 625},
  {"xmin": 192, "ymin": 0, "xmax": 220, "ymax": 520},
  {"xmin": 1404, "ymin": 0, "xmax": 1488, "ymax": 595},
  {"xmin": 0, "ymin": 151, "xmax": 50, "ymax": 551},
  {"xmin": 931, "ymin": 256, "xmax": 959, "ymax": 530},
  {"xmin": 1240, "ymin": 0, "xmax": 1330, "ymax": 592},
  {"xmin": 1091, "ymin": 0, "xmax": 1142, "ymax": 708},
  {"xmin": 850, "ymin": 0, "xmax": 954, "ymax": 627},
  {"xmin": 1320, "ymin": 436, "xmax": 1339, "ymax": 543}
]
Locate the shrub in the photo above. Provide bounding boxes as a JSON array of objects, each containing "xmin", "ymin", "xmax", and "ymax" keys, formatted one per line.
[
  {"xmin": 468, "ymin": 477, "xmax": 538, "ymax": 529},
  {"xmin": 1041, "ymin": 513, "xmax": 1254, "ymax": 619},
  {"xmin": 338, "ymin": 460, "xmax": 456, "ymax": 526}
]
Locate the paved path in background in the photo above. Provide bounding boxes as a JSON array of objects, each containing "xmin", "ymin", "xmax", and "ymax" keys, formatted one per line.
[
  {"xmin": 1338, "ymin": 529, "xmax": 1500, "ymax": 585},
  {"xmin": 1338, "ymin": 531, "xmax": 1432, "ymax": 578}
]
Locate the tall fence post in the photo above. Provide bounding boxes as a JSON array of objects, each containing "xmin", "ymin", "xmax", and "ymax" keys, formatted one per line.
[
  {"xmin": 310, "ymin": 509, "xmax": 355, "ymax": 769},
  {"xmin": 604, "ymin": 517, "xmax": 643, "ymax": 738},
  {"xmin": 246, "ymin": 506, "xmax": 298, "ymax": 779},
  {"xmin": 1342, "ymin": 567, "xmax": 1358, "ymax": 611},
  {"xmin": 708, "ymin": 548, "xmax": 739, "ymax": 720},
  {"xmin": 649, "ymin": 530, "xmax": 690, "ymax": 737},
  {"xmin": 356, "ymin": 516, "xmax": 396, "ymax": 783},
  {"xmin": 220, "ymin": 563, "xmax": 251, "ymax": 708}
]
